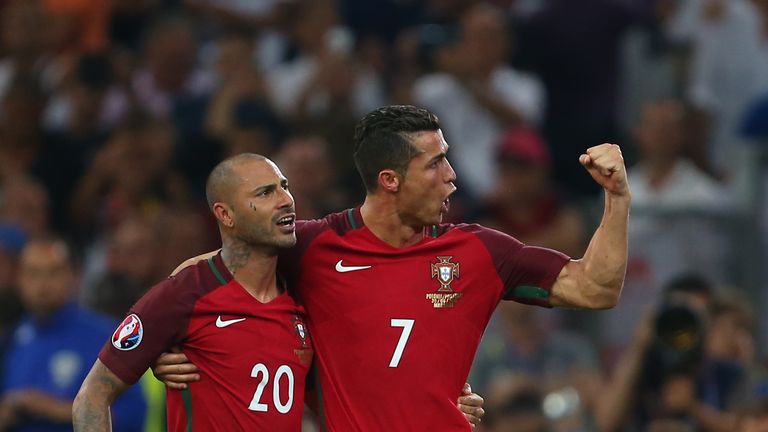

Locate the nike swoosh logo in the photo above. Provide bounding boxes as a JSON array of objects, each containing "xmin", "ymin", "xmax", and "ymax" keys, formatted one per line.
[
  {"xmin": 216, "ymin": 316, "xmax": 246, "ymax": 328},
  {"xmin": 335, "ymin": 259, "xmax": 372, "ymax": 273}
]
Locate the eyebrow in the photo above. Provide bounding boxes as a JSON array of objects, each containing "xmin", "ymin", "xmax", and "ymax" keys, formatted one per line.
[
  {"xmin": 250, "ymin": 178, "xmax": 288, "ymax": 195},
  {"xmin": 426, "ymin": 146, "xmax": 449, "ymax": 166},
  {"xmin": 251, "ymin": 183, "xmax": 276, "ymax": 195}
]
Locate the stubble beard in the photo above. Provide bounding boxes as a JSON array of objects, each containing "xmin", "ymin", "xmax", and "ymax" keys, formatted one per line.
[{"xmin": 239, "ymin": 223, "xmax": 296, "ymax": 251}]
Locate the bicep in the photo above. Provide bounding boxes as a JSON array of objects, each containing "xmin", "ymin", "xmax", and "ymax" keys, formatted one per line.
[{"xmin": 549, "ymin": 259, "xmax": 599, "ymax": 309}]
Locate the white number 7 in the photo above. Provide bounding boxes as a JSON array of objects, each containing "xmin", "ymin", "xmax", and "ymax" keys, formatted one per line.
[{"xmin": 389, "ymin": 319, "xmax": 415, "ymax": 368}]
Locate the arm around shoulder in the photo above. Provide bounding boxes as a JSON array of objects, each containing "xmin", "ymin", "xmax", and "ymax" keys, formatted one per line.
[{"xmin": 73, "ymin": 359, "xmax": 130, "ymax": 432}]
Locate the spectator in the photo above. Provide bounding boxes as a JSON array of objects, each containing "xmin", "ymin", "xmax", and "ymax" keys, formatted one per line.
[
  {"xmin": 706, "ymin": 290, "xmax": 768, "ymax": 405},
  {"xmin": 0, "ymin": 75, "xmax": 47, "ymax": 182},
  {"xmin": 477, "ymin": 127, "xmax": 585, "ymax": 257},
  {"xmin": 668, "ymin": 0, "xmax": 768, "ymax": 175},
  {"xmin": 0, "ymin": 176, "xmax": 50, "ymax": 239},
  {"xmin": 151, "ymin": 207, "xmax": 214, "ymax": 278},
  {"xmin": 413, "ymin": 2, "xmax": 545, "ymax": 199},
  {"xmin": 471, "ymin": 300, "xmax": 601, "ymax": 431},
  {"xmin": 132, "ymin": 15, "xmax": 214, "ymax": 119},
  {"xmin": 202, "ymin": 28, "xmax": 265, "ymax": 144},
  {"xmin": 0, "ymin": 0, "xmax": 50, "ymax": 101},
  {"xmin": 266, "ymin": 0, "xmax": 384, "ymax": 120},
  {"xmin": 37, "ymin": 54, "xmax": 127, "ymax": 231},
  {"xmin": 629, "ymin": 99, "xmax": 726, "ymax": 209},
  {"xmin": 514, "ymin": 0, "xmax": 650, "ymax": 196},
  {"xmin": 274, "ymin": 135, "xmax": 352, "ymax": 219},
  {"xmin": 483, "ymin": 378, "xmax": 552, "ymax": 432},
  {"xmin": 44, "ymin": 53, "xmax": 128, "ymax": 136},
  {"xmin": 601, "ymin": 99, "xmax": 729, "ymax": 354},
  {"xmin": 0, "ymin": 237, "xmax": 145, "ymax": 431},
  {"xmin": 595, "ymin": 274, "xmax": 745, "ymax": 432},
  {"xmin": 80, "ymin": 214, "xmax": 160, "ymax": 305},
  {"xmin": 69, "ymin": 111, "xmax": 191, "ymax": 236},
  {"xmin": 220, "ymin": 97, "xmax": 283, "ymax": 158}
]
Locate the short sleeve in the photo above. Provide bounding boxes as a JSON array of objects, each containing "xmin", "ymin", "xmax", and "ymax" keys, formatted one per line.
[
  {"xmin": 98, "ymin": 277, "xmax": 194, "ymax": 385},
  {"xmin": 468, "ymin": 225, "xmax": 570, "ymax": 307}
]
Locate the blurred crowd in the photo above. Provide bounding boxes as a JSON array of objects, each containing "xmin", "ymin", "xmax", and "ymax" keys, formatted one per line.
[{"xmin": 0, "ymin": 0, "xmax": 767, "ymax": 430}]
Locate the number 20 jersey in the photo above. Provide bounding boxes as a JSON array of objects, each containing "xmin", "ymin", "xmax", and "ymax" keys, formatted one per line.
[
  {"xmin": 279, "ymin": 208, "xmax": 569, "ymax": 431},
  {"xmin": 99, "ymin": 253, "xmax": 313, "ymax": 431}
]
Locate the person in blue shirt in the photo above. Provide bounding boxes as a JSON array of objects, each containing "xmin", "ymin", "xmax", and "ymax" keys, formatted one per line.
[{"xmin": 0, "ymin": 237, "xmax": 146, "ymax": 432}]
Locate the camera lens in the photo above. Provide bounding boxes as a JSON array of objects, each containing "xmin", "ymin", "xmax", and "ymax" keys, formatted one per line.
[{"xmin": 655, "ymin": 304, "xmax": 703, "ymax": 352}]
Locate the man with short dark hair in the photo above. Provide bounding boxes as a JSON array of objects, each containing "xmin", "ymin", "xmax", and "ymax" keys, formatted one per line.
[
  {"xmin": 158, "ymin": 104, "xmax": 630, "ymax": 431},
  {"xmin": 1, "ymin": 237, "xmax": 145, "ymax": 432}
]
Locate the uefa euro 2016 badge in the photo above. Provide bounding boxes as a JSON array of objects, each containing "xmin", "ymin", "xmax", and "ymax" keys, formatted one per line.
[
  {"xmin": 112, "ymin": 314, "xmax": 144, "ymax": 351},
  {"xmin": 427, "ymin": 256, "xmax": 463, "ymax": 308},
  {"xmin": 293, "ymin": 315, "xmax": 312, "ymax": 366}
]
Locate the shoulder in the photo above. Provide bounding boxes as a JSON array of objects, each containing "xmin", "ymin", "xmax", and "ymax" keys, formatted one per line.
[
  {"xmin": 280, "ymin": 210, "xmax": 360, "ymax": 274},
  {"xmin": 170, "ymin": 250, "xmax": 220, "ymax": 277},
  {"xmin": 296, "ymin": 208, "xmax": 360, "ymax": 240},
  {"xmin": 439, "ymin": 223, "xmax": 522, "ymax": 247},
  {"xmin": 135, "ymin": 255, "xmax": 222, "ymax": 314}
]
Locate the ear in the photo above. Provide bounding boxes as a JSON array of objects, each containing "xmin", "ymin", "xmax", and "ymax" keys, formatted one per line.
[
  {"xmin": 212, "ymin": 202, "xmax": 235, "ymax": 228},
  {"xmin": 377, "ymin": 169, "xmax": 400, "ymax": 193}
]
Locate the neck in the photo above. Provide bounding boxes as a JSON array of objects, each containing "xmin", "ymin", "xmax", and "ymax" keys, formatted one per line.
[
  {"xmin": 220, "ymin": 236, "xmax": 281, "ymax": 302},
  {"xmin": 360, "ymin": 195, "xmax": 424, "ymax": 248}
]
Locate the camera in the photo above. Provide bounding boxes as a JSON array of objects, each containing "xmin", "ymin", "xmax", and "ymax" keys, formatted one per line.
[{"xmin": 642, "ymin": 300, "xmax": 706, "ymax": 388}]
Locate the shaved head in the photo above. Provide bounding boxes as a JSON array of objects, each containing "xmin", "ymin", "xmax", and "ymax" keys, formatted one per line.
[{"xmin": 205, "ymin": 153, "xmax": 267, "ymax": 210}]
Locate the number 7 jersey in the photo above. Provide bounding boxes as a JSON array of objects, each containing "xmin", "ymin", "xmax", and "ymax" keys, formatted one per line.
[{"xmin": 279, "ymin": 208, "xmax": 569, "ymax": 431}]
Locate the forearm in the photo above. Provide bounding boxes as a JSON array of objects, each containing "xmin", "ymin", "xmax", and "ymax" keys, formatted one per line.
[
  {"xmin": 550, "ymin": 144, "xmax": 630, "ymax": 309},
  {"xmin": 551, "ymin": 192, "xmax": 630, "ymax": 309},
  {"xmin": 15, "ymin": 392, "xmax": 73, "ymax": 423},
  {"xmin": 72, "ymin": 390, "xmax": 112, "ymax": 432},
  {"xmin": 582, "ymin": 192, "xmax": 630, "ymax": 295},
  {"xmin": 73, "ymin": 360, "xmax": 129, "ymax": 432}
]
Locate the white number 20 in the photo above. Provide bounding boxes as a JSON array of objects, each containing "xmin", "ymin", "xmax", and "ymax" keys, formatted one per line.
[
  {"xmin": 248, "ymin": 363, "xmax": 294, "ymax": 414},
  {"xmin": 389, "ymin": 319, "xmax": 415, "ymax": 368}
]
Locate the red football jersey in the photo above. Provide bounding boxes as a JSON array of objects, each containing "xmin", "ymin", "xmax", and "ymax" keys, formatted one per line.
[
  {"xmin": 279, "ymin": 208, "xmax": 569, "ymax": 431},
  {"xmin": 99, "ymin": 253, "xmax": 312, "ymax": 431}
]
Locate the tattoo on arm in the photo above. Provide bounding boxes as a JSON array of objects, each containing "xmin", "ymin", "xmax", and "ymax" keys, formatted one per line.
[{"xmin": 72, "ymin": 360, "xmax": 129, "ymax": 432}]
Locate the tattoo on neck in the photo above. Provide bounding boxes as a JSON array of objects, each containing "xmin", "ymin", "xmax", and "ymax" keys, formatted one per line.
[{"xmin": 222, "ymin": 239, "xmax": 252, "ymax": 275}]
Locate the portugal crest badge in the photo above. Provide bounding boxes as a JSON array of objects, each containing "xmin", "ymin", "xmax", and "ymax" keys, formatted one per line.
[
  {"xmin": 431, "ymin": 256, "xmax": 460, "ymax": 292},
  {"xmin": 427, "ymin": 256, "xmax": 463, "ymax": 308},
  {"xmin": 293, "ymin": 315, "xmax": 312, "ymax": 366},
  {"xmin": 293, "ymin": 315, "xmax": 309, "ymax": 348}
]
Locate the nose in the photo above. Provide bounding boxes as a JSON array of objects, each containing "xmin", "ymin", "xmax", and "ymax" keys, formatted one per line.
[
  {"xmin": 444, "ymin": 160, "xmax": 457, "ymax": 184},
  {"xmin": 277, "ymin": 186, "xmax": 294, "ymax": 209}
]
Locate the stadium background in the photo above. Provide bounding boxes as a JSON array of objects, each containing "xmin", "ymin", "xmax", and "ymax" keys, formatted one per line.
[{"xmin": 0, "ymin": 0, "xmax": 768, "ymax": 430}]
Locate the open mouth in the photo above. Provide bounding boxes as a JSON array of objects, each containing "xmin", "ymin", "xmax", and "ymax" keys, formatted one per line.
[
  {"xmin": 276, "ymin": 213, "xmax": 296, "ymax": 233},
  {"xmin": 441, "ymin": 198, "xmax": 450, "ymax": 214}
]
